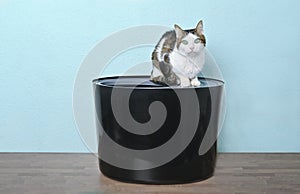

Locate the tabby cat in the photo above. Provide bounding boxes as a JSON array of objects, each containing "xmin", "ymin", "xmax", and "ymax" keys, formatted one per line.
[{"xmin": 151, "ymin": 20, "xmax": 206, "ymax": 87}]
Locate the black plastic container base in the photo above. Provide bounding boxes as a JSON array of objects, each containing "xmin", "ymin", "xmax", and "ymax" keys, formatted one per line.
[
  {"xmin": 93, "ymin": 76, "xmax": 224, "ymax": 184},
  {"xmin": 99, "ymin": 145, "xmax": 217, "ymax": 185},
  {"xmin": 100, "ymin": 161, "xmax": 215, "ymax": 185}
]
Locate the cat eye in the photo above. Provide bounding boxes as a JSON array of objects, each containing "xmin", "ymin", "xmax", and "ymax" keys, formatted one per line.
[
  {"xmin": 194, "ymin": 38, "xmax": 201, "ymax": 44},
  {"xmin": 181, "ymin": 40, "xmax": 188, "ymax": 45}
]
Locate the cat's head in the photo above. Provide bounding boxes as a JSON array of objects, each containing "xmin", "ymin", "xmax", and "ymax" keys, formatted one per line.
[{"xmin": 174, "ymin": 20, "xmax": 206, "ymax": 55}]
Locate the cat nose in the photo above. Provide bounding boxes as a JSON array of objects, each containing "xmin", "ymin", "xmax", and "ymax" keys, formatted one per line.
[{"xmin": 190, "ymin": 47, "xmax": 194, "ymax": 50}]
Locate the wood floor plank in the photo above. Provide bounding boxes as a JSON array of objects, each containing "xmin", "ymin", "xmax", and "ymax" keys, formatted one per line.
[{"xmin": 0, "ymin": 153, "xmax": 299, "ymax": 194}]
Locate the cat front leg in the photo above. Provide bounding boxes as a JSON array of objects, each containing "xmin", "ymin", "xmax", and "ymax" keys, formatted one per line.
[
  {"xmin": 190, "ymin": 77, "xmax": 201, "ymax": 86},
  {"xmin": 178, "ymin": 75, "xmax": 191, "ymax": 87}
]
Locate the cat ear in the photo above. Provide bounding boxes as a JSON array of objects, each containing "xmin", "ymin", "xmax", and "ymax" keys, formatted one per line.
[
  {"xmin": 174, "ymin": 24, "xmax": 185, "ymax": 39},
  {"xmin": 196, "ymin": 20, "xmax": 204, "ymax": 35}
]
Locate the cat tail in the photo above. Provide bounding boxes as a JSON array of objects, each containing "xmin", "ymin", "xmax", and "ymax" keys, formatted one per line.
[{"xmin": 151, "ymin": 49, "xmax": 179, "ymax": 85}]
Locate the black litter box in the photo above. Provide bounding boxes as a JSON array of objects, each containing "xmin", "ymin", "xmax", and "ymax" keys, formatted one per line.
[{"xmin": 93, "ymin": 76, "xmax": 224, "ymax": 184}]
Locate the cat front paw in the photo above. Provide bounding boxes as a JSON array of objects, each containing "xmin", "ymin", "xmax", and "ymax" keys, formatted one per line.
[
  {"xmin": 180, "ymin": 80, "xmax": 191, "ymax": 87},
  {"xmin": 180, "ymin": 82, "xmax": 190, "ymax": 87},
  {"xmin": 191, "ymin": 79, "xmax": 201, "ymax": 87},
  {"xmin": 179, "ymin": 77, "xmax": 191, "ymax": 87}
]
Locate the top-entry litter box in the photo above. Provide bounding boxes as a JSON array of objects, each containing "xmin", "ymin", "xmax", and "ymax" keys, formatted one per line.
[{"xmin": 93, "ymin": 75, "xmax": 224, "ymax": 184}]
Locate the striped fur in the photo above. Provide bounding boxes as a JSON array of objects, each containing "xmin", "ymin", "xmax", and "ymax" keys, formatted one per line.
[{"xmin": 151, "ymin": 30, "xmax": 179, "ymax": 85}]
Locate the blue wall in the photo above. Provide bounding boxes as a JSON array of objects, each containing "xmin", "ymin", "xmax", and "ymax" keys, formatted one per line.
[{"xmin": 0, "ymin": 0, "xmax": 299, "ymax": 152}]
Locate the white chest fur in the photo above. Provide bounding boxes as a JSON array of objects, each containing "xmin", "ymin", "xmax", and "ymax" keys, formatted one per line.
[{"xmin": 170, "ymin": 49, "xmax": 205, "ymax": 79}]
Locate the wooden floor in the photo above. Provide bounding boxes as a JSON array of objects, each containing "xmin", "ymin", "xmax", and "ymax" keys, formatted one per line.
[{"xmin": 0, "ymin": 153, "xmax": 299, "ymax": 194}]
